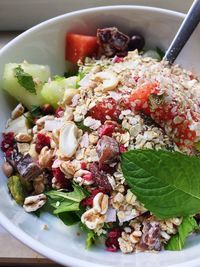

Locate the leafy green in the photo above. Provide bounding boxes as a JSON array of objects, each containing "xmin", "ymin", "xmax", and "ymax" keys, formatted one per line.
[
  {"xmin": 148, "ymin": 93, "xmax": 165, "ymax": 111},
  {"xmin": 75, "ymin": 121, "xmax": 92, "ymax": 132},
  {"xmin": 15, "ymin": 65, "xmax": 36, "ymax": 94},
  {"xmin": 46, "ymin": 183, "xmax": 87, "ymax": 225},
  {"xmin": 156, "ymin": 47, "xmax": 165, "ymax": 60},
  {"xmin": 165, "ymin": 217, "xmax": 198, "ymax": 250},
  {"xmin": 194, "ymin": 142, "xmax": 200, "ymax": 152},
  {"xmin": 30, "ymin": 105, "xmax": 43, "ymax": 118},
  {"xmin": 80, "ymin": 223, "xmax": 96, "ymax": 249},
  {"xmin": 121, "ymin": 149, "xmax": 200, "ymax": 219}
]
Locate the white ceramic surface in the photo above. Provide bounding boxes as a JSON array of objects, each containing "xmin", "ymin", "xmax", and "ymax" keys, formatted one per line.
[{"xmin": 1, "ymin": 6, "xmax": 200, "ymax": 267}]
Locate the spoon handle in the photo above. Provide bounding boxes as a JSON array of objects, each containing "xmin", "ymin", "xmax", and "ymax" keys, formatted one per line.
[{"xmin": 164, "ymin": 0, "xmax": 200, "ymax": 64}]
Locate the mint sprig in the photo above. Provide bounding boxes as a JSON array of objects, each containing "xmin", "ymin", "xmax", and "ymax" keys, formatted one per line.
[
  {"xmin": 15, "ymin": 65, "xmax": 36, "ymax": 94},
  {"xmin": 121, "ymin": 150, "xmax": 200, "ymax": 218}
]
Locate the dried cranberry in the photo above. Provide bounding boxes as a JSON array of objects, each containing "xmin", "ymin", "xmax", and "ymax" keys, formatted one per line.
[
  {"xmin": 96, "ymin": 135, "xmax": 119, "ymax": 167},
  {"xmin": 82, "ymin": 173, "xmax": 93, "ymax": 181},
  {"xmin": 35, "ymin": 133, "xmax": 50, "ymax": 153},
  {"xmin": 105, "ymin": 228, "xmax": 122, "ymax": 252},
  {"xmin": 89, "ymin": 162, "xmax": 112, "ymax": 192},
  {"xmin": 55, "ymin": 107, "xmax": 64, "ymax": 117},
  {"xmin": 1, "ymin": 132, "xmax": 15, "ymax": 152},
  {"xmin": 99, "ymin": 124, "xmax": 115, "ymax": 137},
  {"xmin": 52, "ymin": 167, "xmax": 71, "ymax": 189}
]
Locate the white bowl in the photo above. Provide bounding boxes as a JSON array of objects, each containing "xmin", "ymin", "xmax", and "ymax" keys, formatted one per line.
[{"xmin": 1, "ymin": 6, "xmax": 200, "ymax": 267}]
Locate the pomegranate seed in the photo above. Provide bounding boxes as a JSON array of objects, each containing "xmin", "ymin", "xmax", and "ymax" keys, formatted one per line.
[
  {"xmin": 99, "ymin": 124, "xmax": 115, "ymax": 137},
  {"xmin": 82, "ymin": 173, "xmax": 93, "ymax": 181},
  {"xmin": 119, "ymin": 144, "xmax": 127, "ymax": 153},
  {"xmin": 105, "ymin": 228, "xmax": 122, "ymax": 251},
  {"xmin": 133, "ymin": 75, "xmax": 139, "ymax": 82},
  {"xmin": 81, "ymin": 162, "xmax": 87, "ymax": 170}
]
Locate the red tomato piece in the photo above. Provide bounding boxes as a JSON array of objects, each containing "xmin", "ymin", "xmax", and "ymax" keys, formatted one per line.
[{"xmin": 65, "ymin": 33, "xmax": 98, "ymax": 64}]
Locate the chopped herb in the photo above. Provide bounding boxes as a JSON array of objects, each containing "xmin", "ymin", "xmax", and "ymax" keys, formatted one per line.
[
  {"xmin": 53, "ymin": 75, "xmax": 65, "ymax": 81},
  {"xmin": 75, "ymin": 121, "xmax": 92, "ymax": 132},
  {"xmin": 15, "ymin": 65, "xmax": 36, "ymax": 94},
  {"xmin": 148, "ymin": 93, "xmax": 165, "ymax": 111},
  {"xmin": 30, "ymin": 105, "xmax": 43, "ymax": 118}
]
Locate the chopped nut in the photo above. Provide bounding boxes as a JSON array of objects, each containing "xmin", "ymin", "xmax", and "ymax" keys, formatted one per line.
[
  {"xmin": 28, "ymin": 144, "xmax": 39, "ymax": 160},
  {"xmin": 2, "ymin": 161, "xmax": 13, "ymax": 177},
  {"xmin": 118, "ymin": 237, "xmax": 133, "ymax": 253},
  {"xmin": 93, "ymin": 192, "xmax": 109, "ymax": 215},
  {"xmin": 38, "ymin": 146, "xmax": 54, "ymax": 169},
  {"xmin": 11, "ymin": 103, "xmax": 24, "ymax": 119},
  {"xmin": 81, "ymin": 208, "xmax": 105, "ymax": 230},
  {"xmin": 64, "ymin": 89, "xmax": 79, "ymax": 105},
  {"xmin": 17, "ymin": 143, "xmax": 30, "ymax": 154},
  {"xmin": 33, "ymin": 175, "xmax": 45, "ymax": 194},
  {"xmin": 93, "ymin": 71, "xmax": 119, "ymax": 92},
  {"xmin": 15, "ymin": 133, "xmax": 32, "ymax": 143},
  {"xmin": 23, "ymin": 194, "xmax": 47, "ymax": 212},
  {"xmin": 125, "ymin": 190, "xmax": 137, "ymax": 205},
  {"xmin": 60, "ymin": 161, "xmax": 75, "ymax": 177},
  {"xmin": 59, "ymin": 122, "xmax": 78, "ymax": 158}
]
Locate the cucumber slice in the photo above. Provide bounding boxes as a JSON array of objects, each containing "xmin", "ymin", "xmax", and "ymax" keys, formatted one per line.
[
  {"xmin": 143, "ymin": 50, "xmax": 162, "ymax": 61},
  {"xmin": 3, "ymin": 62, "xmax": 50, "ymax": 109},
  {"xmin": 41, "ymin": 76, "xmax": 78, "ymax": 108},
  {"xmin": 5, "ymin": 112, "xmax": 30, "ymax": 134}
]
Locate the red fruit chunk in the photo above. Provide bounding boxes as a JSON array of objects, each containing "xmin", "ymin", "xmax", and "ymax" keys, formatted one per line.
[
  {"xmin": 130, "ymin": 82, "xmax": 159, "ymax": 114},
  {"xmin": 119, "ymin": 144, "xmax": 127, "ymax": 153},
  {"xmin": 66, "ymin": 33, "xmax": 98, "ymax": 64},
  {"xmin": 81, "ymin": 162, "xmax": 87, "ymax": 170},
  {"xmin": 99, "ymin": 124, "xmax": 115, "ymax": 137},
  {"xmin": 35, "ymin": 133, "xmax": 50, "ymax": 153},
  {"xmin": 89, "ymin": 98, "xmax": 120, "ymax": 123},
  {"xmin": 82, "ymin": 173, "xmax": 93, "ymax": 181}
]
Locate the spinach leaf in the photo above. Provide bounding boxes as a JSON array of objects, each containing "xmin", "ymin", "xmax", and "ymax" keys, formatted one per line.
[
  {"xmin": 121, "ymin": 149, "xmax": 200, "ymax": 218},
  {"xmin": 165, "ymin": 217, "xmax": 198, "ymax": 250},
  {"xmin": 75, "ymin": 121, "xmax": 92, "ymax": 132},
  {"xmin": 15, "ymin": 65, "xmax": 36, "ymax": 94}
]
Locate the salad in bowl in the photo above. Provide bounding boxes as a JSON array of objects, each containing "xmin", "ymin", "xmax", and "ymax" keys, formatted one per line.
[{"xmin": 1, "ymin": 26, "xmax": 200, "ymax": 255}]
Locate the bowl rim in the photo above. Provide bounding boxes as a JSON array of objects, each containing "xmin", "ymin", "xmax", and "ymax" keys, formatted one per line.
[{"xmin": 0, "ymin": 5, "xmax": 192, "ymax": 267}]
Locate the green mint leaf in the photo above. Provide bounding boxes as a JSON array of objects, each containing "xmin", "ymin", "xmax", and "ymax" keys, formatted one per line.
[
  {"xmin": 165, "ymin": 217, "xmax": 198, "ymax": 250},
  {"xmin": 53, "ymin": 75, "xmax": 65, "ymax": 81},
  {"xmin": 148, "ymin": 93, "xmax": 165, "ymax": 111},
  {"xmin": 46, "ymin": 183, "xmax": 87, "ymax": 214},
  {"xmin": 121, "ymin": 149, "xmax": 200, "ymax": 218},
  {"xmin": 15, "ymin": 65, "xmax": 36, "ymax": 94}
]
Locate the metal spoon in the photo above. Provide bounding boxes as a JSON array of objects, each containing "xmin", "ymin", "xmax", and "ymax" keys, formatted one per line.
[{"xmin": 164, "ymin": 0, "xmax": 200, "ymax": 64}]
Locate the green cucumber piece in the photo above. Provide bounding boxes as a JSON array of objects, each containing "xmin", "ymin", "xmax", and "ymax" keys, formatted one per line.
[
  {"xmin": 3, "ymin": 63, "xmax": 50, "ymax": 109},
  {"xmin": 41, "ymin": 76, "xmax": 78, "ymax": 108}
]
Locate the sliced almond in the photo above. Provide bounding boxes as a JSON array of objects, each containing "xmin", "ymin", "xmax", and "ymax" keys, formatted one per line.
[
  {"xmin": 94, "ymin": 71, "xmax": 119, "ymax": 92},
  {"xmin": 59, "ymin": 122, "xmax": 78, "ymax": 158}
]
